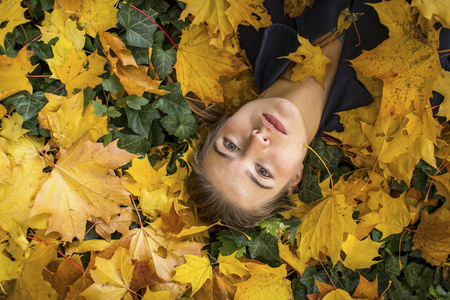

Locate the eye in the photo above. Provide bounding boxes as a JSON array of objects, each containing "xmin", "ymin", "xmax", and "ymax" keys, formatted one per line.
[
  {"xmin": 224, "ymin": 139, "xmax": 239, "ymax": 151},
  {"xmin": 257, "ymin": 165, "xmax": 270, "ymax": 178}
]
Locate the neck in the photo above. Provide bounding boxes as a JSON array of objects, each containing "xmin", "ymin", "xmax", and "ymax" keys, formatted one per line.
[{"xmin": 259, "ymin": 38, "xmax": 343, "ymax": 143}]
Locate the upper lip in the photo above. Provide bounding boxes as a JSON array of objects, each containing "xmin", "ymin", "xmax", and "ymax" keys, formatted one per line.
[{"xmin": 261, "ymin": 113, "xmax": 287, "ymax": 135}]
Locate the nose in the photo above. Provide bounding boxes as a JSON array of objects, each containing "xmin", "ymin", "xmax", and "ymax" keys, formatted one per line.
[{"xmin": 246, "ymin": 129, "xmax": 270, "ymax": 152}]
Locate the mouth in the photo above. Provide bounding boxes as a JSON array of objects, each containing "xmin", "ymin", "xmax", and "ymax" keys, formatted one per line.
[{"xmin": 262, "ymin": 113, "xmax": 287, "ymax": 135}]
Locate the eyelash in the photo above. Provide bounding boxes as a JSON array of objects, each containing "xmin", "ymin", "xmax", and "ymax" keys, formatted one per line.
[{"xmin": 223, "ymin": 138, "xmax": 271, "ymax": 178}]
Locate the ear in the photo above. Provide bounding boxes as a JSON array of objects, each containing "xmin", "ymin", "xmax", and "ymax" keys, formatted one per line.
[{"xmin": 287, "ymin": 167, "xmax": 303, "ymax": 195}]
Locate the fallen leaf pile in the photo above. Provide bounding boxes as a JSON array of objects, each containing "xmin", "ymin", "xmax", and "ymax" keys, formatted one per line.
[{"xmin": 0, "ymin": 0, "xmax": 449, "ymax": 299}]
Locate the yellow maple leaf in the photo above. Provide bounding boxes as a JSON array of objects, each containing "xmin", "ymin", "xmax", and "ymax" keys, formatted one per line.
[
  {"xmin": 435, "ymin": 70, "xmax": 450, "ymax": 119},
  {"xmin": 352, "ymin": 275, "xmax": 383, "ymax": 300},
  {"xmin": 99, "ymin": 36, "xmax": 166, "ymax": 96},
  {"xmin": 38, "ymin": 93, "xmax": 108, "ymax": 149},
  {"xmin": 217, "ymin": 251, "xmax": 249, "ymax": 279},
  {"xmin": 180, "ymin": 0, "xmax": 269, "ymax": 46},
  {"xmin": 342, "ymin": 235, "xmax": 382, "ymax": 270},
  {"xmin": 0, "ymin": 158, "xmax": 47, "ymax": 249},
  {"xmin": 412, "ymin": 207, "xmax": 450, "ymax": 266},
  {"xmin": 90, "ymin": 207, "xmax": 138, "ymax": 242},
  {"xmin": 140, "ymin": 187, "xmax": 174, "ymax": 218},
  {"xmin": 46, "ymin": 36, "xmax": 86, "ymax": 80},
  {"xmin": 278, "ymin": 239, "xmax": 307, "ymax": 275},
  {"xmin": 57, "ymin": 0, "xmax": 118, "ymax": 38},
  {"xmin": 322, "ymin": 289, "xmax": 353, "ymax": 300},
  {"xmin": 282, "ymin": 35, "xmax": 332, "ymax": 88},
  {"xmin": 225, "ymin": 0, "xmax": 271, "ymax": 32},
  {"xmin": 8, "ymin": 241, "xmax": 59, "ymax": 299},
  {"xmin": 29, "ymin": 134, "xmax": 138, "ymax": 242},
  {"xmin": 411, "ymin": 0, "xmax": 450, "ymax": 27},
  {"xmin": 298, "ymin": 193, "xmax": 355, "ymax": 264},
  {"xmin": 359, "ymin": 114, "xmax": 438, "ymax": 185},
  {"xmin": 172, "ymin": 254, "xmax": 212, "ymax": 295},
  {"xmin": 174, "ymin": 24, "xmax": 248, "ymax": 104},
  {"xmin": 284, "ymin": 0, "xmax": 311, "ymax": 18},
  {"xmin": 54, "ymin": 48, "xmax": 106, "ymax": 95},
  {"xmin": 351, "ymin": 0, "xmax": 442, "ymax": 118},
  {"xmin": 0, "ymin": 48, "xmax": 37, "ymax": 101},
  {"xmin": 328, "ymin": 88, "xmax": 380, "ymax": 150},
  {"xmin": 0, "ymin": 243, "xmax": 18, "ymax": 281},
  {"xmin": 124, "ymin": 154, "xmax": 166, "ymax": 196},
  {"xmin": 99, "ymin": 31, "xmax": 138, "ymax": 67},
  {"xmin": 38, "ymin": 9, "xmax": 85, "ymax": 49},
  {"xmin": 361, "ymin": 190, "xmax": 414, "ymax": 239},
  {"xmin": 234, "ymin": 263, "xmax": 292, "ymax": 300},
  {"xmin": 81, "ymin": 247, "xmax": 135, "ymax": 300},
  {"xmin": 126, "ymin": 226, "xmax": 203, "ymax": 281},
  {"xmin": 0, "ymin": 0, "xmax": 28, "ymax": 49},
  {"xmin": 142, "ymin": 287, "xmax": 172, "ymax": 300},
  {"xmin": 37, "ymin": 8, "xmax": 66, "ymax": 43},
  {"xmin": 0, "ymin": 112, "xmax": 29, "ymax": 143},
  {"xmin": 7, "ymin": 135, "xmax": 45, "ymax": 165}
]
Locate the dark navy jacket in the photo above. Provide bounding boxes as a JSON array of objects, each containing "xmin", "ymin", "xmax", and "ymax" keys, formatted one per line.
[{"xmin": 238, "ymin": 0, "xmax": 450, "ymax": 136}]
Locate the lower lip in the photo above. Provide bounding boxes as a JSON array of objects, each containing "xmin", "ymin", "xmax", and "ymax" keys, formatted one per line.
[{"xmin": 262, "ymin": 113, "xmax": 287, "ymax": 135}]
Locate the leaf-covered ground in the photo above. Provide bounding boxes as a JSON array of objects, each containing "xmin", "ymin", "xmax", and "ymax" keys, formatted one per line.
[{"xmin": 0, "ymin": 0, "xmax": 450, "ymax": 299}]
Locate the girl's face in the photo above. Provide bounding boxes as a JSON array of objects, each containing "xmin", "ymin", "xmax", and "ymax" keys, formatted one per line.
[{"xmin": 203, "ymin": 97, "xmax": 309, "ymax": 210}]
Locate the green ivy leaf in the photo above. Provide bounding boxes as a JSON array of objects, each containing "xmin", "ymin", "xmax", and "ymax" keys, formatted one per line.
[
  {"xmin": 258, "ymin": 218, "xmax": 286, "ymax": 237},
  {"xmin": 110, "ymin": 126, "xmax": 151, "ymax": 154},
  {"xmin": 292, "ymin": 278, "xmax": 308, "ymax": 300},
  {"xmin": 149, "ymin": 121, "xmax": 165, "ymax": 146},
  {"xmin": 92, "ymin": 101, "xmax": 107, "ymax": 116},
  {"xmin": 125, "ymin": 103, "xmax": 160, "ymax": 138},
  {"xmin": 160, "ymin": 114, "xmax": 178, "ymax": 135},
  {"xmin": 106, "ymin": 107, "xmax": 121, "ymax": 118},
  {"xmin": 3, "ymin": 91, "xmax": 47, "ymax": 121},
  {"xmin": 130, "ymin": 46, "xmax": 149, "ymax": 65},
  {"xmin": 153, "ymin": 83, "xmax": 191, "ymax": 115},
  {"xmin": 403, "ymin": 262, "xmax": 425, "ymax": 287},
  {"xmin": 40, "ymin": 0, "xmax": 54, "ymax": 11},
  {"xmin": 124, "ymin": 95, "xmax": 149, "ymax": 110},
  {"xmin": 308, "ymin": 139, "xmax": 343, "ymax": 176},
  {"xmin": 174, "ymin": 114, "xmax": 197, "ymax": 140},
  {"xmin": 152, "ymin": 46, "xmax": 176, "ymax": 79},
  {"xmin": 102, "ymin": 74, "xmax": 123, "ymax": 94},
  {"xmin": 299, "ymin": 266, "xmax": 318, "ymax": 294},
  {"xmin": 30, "ymin": 41, "xmax": 53, "ymax": 60},
  {"xmin": 117, "ymin": 4, "xmax": 158, "ymax": 48},
  {"xmin": 217, "ymin": 235, "xmax": 239, "ymax": 256},
  {"xmin": 248, "ymin": 230, "xmax": 279, "ymax": 262},
  {"xmin": 298, "ymin": 174, "xmax": 322, "ymax": 204},
  {"xmin": 152, "ymin": 31, "xmax": 165, "ymax": 48}
]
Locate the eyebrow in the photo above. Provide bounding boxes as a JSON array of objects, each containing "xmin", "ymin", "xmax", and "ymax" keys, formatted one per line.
[{"xmin": 213, "ymin": 143, "xmax": 273, "ymax": 190}]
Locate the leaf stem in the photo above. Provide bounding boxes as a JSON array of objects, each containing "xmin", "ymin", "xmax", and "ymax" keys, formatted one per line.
[
  {"xmin": 377, "ymin": 280, "xmax": 392, "ymax": 300},
  {"xmin": 360, "ymin": 155, "xmax": 379, "ymax": 192},
  {"xmin": 21, "ymin": 34, "xmax": 42, "ymax": 51},
  {"xmin": 319, "ymin": 260, "xmax": 336, "ymax": 289},
  {"xmin": 425, "ymin": 159, "xmax": 446, "ymax": 200},
  {"xmin": 26, "ymin": 74, "xmax": 52, "ymax": 78},
  {"xmin": 218, "ymin": 221, "xmax": 252, "ymax": 241},
  {"xmin": 26, "ymin": 235, "xmax": 86, "ymax": 275},
  {"xmin": 130, "ymin": 195, "xmax": 143, "ymax": 228}
]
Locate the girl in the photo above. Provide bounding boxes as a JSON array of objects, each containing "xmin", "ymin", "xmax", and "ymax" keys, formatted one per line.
[{"xmin": 185, "ymin": 0, "xmax": 450, "ymax": 228}]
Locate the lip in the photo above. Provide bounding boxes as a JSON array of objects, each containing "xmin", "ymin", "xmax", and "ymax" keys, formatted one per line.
[{"xmin": 262, "ymin": 113, "xmax": 287, "ymax": 135}]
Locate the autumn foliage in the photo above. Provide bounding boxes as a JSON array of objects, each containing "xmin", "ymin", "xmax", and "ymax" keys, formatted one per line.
[{"xmin": 0, "ymin": 0, "xmax": 450, "ymax": 299}]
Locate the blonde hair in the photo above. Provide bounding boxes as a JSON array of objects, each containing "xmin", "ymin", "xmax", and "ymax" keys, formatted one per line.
[{"xmin": 185, "ymin": 110, "xmax": 295, "ymax": 228}]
